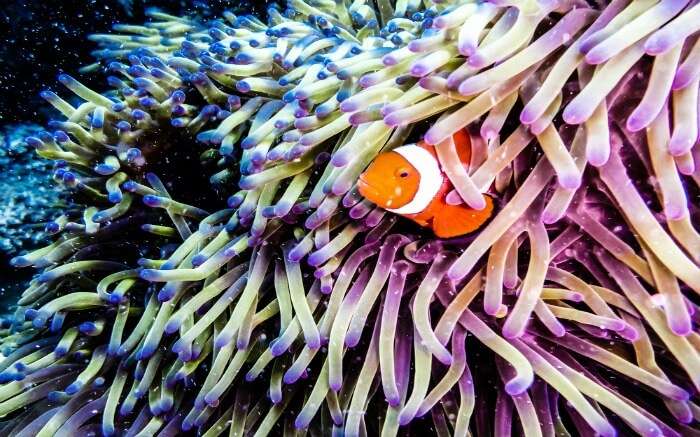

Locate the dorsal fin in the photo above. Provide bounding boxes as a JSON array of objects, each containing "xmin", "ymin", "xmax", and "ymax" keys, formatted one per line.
[
  {"xmin": 452, "ymin": 129, "xmax": 472, "ymax": 167},
  {"xmin": 419, "ymin": 129, "xmax": 472, "ymax": 167},
  {"xmin": 417, "ymin": 140, "xmax": 438, "ymax": 159}
]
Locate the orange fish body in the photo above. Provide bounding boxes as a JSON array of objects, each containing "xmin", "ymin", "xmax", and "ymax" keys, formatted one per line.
[{"xmin": 358, "ymin": 129, "xmax": 494, "ymax": 239}]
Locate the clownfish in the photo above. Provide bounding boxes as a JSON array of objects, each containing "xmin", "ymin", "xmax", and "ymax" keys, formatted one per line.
[{"xmin": 357, "ymin": 129, "xmax": 494, "ymax": 239}]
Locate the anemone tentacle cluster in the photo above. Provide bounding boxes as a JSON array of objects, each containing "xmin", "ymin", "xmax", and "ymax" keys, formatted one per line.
[{"xmin": 2, "ymin": 0, "xmax": 699, "ymax": 435}]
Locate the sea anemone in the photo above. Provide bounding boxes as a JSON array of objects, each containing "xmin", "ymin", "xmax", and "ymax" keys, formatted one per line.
[{"xmin": 2, "ymin": 0, "xmax": 699, "ymax": 435}]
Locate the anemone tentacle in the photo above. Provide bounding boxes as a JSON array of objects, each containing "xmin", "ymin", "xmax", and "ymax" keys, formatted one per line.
[{"xmin": 2, "ymin": 0, "xmax": 699, "ymax": 435}]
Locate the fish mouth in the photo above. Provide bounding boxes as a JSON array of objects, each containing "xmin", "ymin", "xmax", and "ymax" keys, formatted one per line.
[{"xmin": 357, "ymin": 176, "xmax": 383, "ymax": 205}]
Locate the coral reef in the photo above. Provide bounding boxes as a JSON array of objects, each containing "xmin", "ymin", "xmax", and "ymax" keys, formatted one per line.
[{"xmin": 1, "ymin": 0, "xmax": 699, "ymax": 435}]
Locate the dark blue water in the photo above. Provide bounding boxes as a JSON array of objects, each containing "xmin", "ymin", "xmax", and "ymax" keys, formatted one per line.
[{"xmin": 0, "ymin": 0, "xmax": 272, "ymax": 123}]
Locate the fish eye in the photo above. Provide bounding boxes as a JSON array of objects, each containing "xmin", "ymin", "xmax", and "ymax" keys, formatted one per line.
[{"xmin": 397, "ymin": 168, "xmax": 410, "ymax": 178}]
